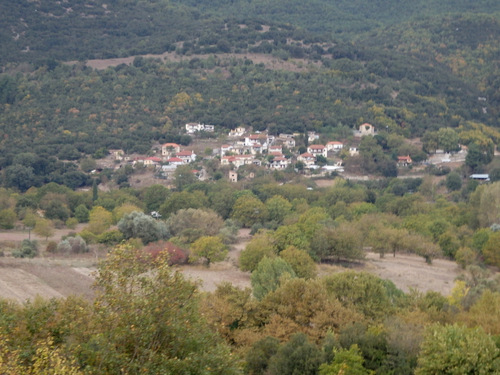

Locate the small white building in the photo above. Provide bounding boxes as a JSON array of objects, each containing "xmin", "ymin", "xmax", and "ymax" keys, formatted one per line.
[
  {"xmin": 185, "ymin": 123, "xmax": 215, "ymax": 134},
  {"xmin": 358, "ymin": 123, "xmax": 375, "ymax": 136}
]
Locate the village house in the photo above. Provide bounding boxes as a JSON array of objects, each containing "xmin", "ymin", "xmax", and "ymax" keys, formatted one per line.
[
  {"xmin": 250, "ymin": 143, "xmax": 264, "ymax": 155},
  {"xmin": 357, "ymin": 123, "xmax": 376, "ymax": 136},
  {"xmin": 185, "ymin": 123, "xmax": 215, "ymax": 134},
  {"xmin": 228, "ymin": 127, "xmax": 246, "ymax": 137},
  {"xmin": 143, "ymin": 157, "xmax": 162, "ymax": 166},
  {"xmin": 165, "ymin": 157, "xmax": 184, "ymax": 166},
  {"xmin": 110, "ymin": 149, "xmax": 125, "ymax": 161},
  {"xmin": 161, "ymin": 143, "xmax": 181, "ymax": 156},
  {"xmin": 297, "ymin": 152, "xmax": 316, "ymax": 166},
  {"xmin": 277, "ymin": 133, "xmax": 296, "ymax": 148},
  {"xmin": 245, "ymin": 134, "xmax": 269, "ymax": 151},
  {"xmin": 326, "ymin": 141, "xmax": 344, "ymax": 152},
  {"xmin": 308, "ymin": 131, "xmax": 320, "ymax": 143},
  {"xmin": 307, "ymin": 144, "xmax": 327, "ymax": 158},
  {"xmin": 349, "ymin": 147, "xmax": 359, "ymax": 156},
  {"xmin": 397, "ymin": 155, "xmax": 413, "ymax": 167},
  {"xmin": 220, "ymin": 144, "xmax": 234, "ymax": 156},
  {"xmin": 269, "ymin": 145, "xmax": 283, "ymax": 154},
  {"xmin": 268, "ymin": 156, "xmax": 290, "ymax": 169},
  {"xmin": 176, "ymin": 150, "xmax": 197, "ymax": 163},
  {"xmin": 228, "ymin": 170, "xmax": 238, "ymax": 182},
  {"xmin": 221, "ymin": 154, "xmax": 256, "ymax": 169}
]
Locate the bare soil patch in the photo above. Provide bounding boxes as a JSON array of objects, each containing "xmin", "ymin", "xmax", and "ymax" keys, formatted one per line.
[
  {"xmin": 66, "ymin": 52, "xmax": 322, "ymax": 72},
  {"xmin": 0, "ymin": 228, "xmax": 464, "ymax": 303},
  {"xmin": 0, "ymin": 257, "xmax": 95, "ymax": 304}
]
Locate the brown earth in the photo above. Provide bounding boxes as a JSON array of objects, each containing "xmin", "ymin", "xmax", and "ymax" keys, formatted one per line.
[
  {"xmin": 66, "ymin": 52, "xmax": 323, "ymax": 72},
  {"xmin": 0, "ymin": 228, "xmax": 463, "ymax": 304}
]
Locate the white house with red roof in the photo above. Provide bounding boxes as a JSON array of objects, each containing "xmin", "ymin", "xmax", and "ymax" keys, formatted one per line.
[
  {"xmin": 307, "ymin": 144, "xmax": 327, "ymax": 158},
  {"xmin": 244, "ymin": 134, "xmax": 269, "ymax": 150},
  {"xmin": 397, "ymin": 155, "xmax": 413, "ymax": 167},
  {"xmin": 269, "ymin": 156, "xmax": 290, "ymax": 169},
  {"xmin": 176, "ymin": 150, "xmax": 196, "ymax": 163},
  {"xmin": 166, "ymin": 157, "xmax": 185, "ymax": 166},
  {"xmin": 221, "ymin": 154, "xmax": 255, "ymax": 169},
  {"xmin": 161, "ymin": 143, "xmax": 181, "ymax": 156},
  {"xmin": 135, "ymin": 156, "xmax": 162, "ymax": 166},
  {"xmin": 326, "ymin": 141, "xmax": 344, "ymax": 152},
  {"xmin": 220, "ymin": 144, "xmax": 234, "ymax": 156},
  {"xmin": 269, "ymin": 145, "xmax": 283, "ymax": 154}
]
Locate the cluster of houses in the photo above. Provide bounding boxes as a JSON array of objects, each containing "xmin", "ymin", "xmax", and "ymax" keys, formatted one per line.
[{"xmin": 109, "ymin": 122, "xmax": 424, "ymax": 182}]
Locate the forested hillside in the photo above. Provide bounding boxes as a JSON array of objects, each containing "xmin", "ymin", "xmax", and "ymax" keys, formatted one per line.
[{"xmin": 2, "ymin": 1, "xmax": 500, "ymax": 373}]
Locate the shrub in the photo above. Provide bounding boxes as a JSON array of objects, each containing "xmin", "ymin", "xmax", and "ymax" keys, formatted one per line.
[
  {"xmin": 13, "ymin": 239, "xmax": 38, "ymax": 258},
  {"xmin": 143, "ymin": 240, "xmax": 188, "ymax": 265},
  {"xmin": 65, "ymin": 217, "xmax": 79, "ymax": 229},
  {"xmin": 56, "ymin": 236, "xmax": 88, "ymax": 254},
  {"xmin": 79, "ymin": 229, "xmax": 98, "ymax": 244},
  {"xmin": 97, "ymin": 230, "xmax": 124, "ymax": 245},
  {"xmin": 46, "ymin": 241, "xmax": 58, "ymax": 253}
]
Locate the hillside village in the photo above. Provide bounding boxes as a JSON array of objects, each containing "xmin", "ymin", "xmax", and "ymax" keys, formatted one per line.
[{"xmin": 100, "ymin": 121, "xmax": 475, "ymax": 187}]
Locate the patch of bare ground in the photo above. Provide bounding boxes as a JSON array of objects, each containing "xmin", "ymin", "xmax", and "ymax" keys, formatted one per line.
[
  {"xmin": 0, "ymin": 228, "xmax": 465, "ymax": 303},
  {"xmin": 180, "ymin": 230, "xmax": 462, "ymax": 296},
  {"xmin": 360, "ymin": 252, "xmax": 461, "ymax": 295},
  {"xmin": 66, "ymin": 52, "xmax": 322, "ymax": 72},
  {"xmin": 0, "ymin": 257, "xmax": 96, "ymax": 304},
  {"xmin": 180, "ymin": 229, "xmax": 252, "ymax": 293}
]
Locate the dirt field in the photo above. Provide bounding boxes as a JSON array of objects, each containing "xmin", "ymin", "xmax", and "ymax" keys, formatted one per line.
[{"xmin": 0, "ymin": 228, "xmax": 463, "ymax": 304}]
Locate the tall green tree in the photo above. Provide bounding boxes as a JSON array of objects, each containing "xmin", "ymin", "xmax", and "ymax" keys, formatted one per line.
[
  {"xmin": 82, "ymin": 244, "xmax": 241, "ymax": 374},
  {"xmin": 416, "ymin": 324, "xmax": 500, "ymax": 375},
  {"xmin": 117, "ymin": 211, "xmax": 169, "ymax": 244},
  {"xmin": 231, "ymin": 195, "xmax": 268, "ymax": 228},
  {"xmin": 267, "ymin": 333, "xmax": 322, "ymax": 375},
  {"xmin": 189, "ymin": 236, "xmax": 228, "ymax": 266},
  {"xmin": 251, "ymin": 257, "xmax": 296, "ymax": 300},
  {"xmin": 320, "ymin": 344, "xmax": 374, "ymax": 375}
]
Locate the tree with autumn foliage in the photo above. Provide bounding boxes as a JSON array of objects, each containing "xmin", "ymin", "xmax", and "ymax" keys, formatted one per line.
[{"xmin": 82, "ymin": 244, "xmax": 241, "ymax": 374}]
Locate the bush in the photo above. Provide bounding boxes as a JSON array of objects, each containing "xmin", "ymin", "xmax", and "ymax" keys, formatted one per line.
[
  {"xmin": 143, "ymin": 240, "xmax": 188, "ymax": 265},
  {"xmin": 65, "ymin": 217, "xmax": 79, "ymax": 229},
  {"xmin": 118, "ymin": 211, "xmax": 170, "ymax": 245},
  {"xmin": 13, "ymin": 239, "xmax": 38, "ymax": 258},
  {"xmin": 46, "ymin": 241, "xmax": 58, "ymax": 253},
  {"xmin": 97, "ymin": 230, "xmax": 124, "ymax": 245},
  {"xmin": 79, "ymin": 229, "xmax": 98, "ymax": 244},
  {"xmin": 455, "ymin": 247, "xmax": 477, "ymax": 269},
  {"xmin": 56, "ymin": 236, "xmax": 88, "ymax": 254}
]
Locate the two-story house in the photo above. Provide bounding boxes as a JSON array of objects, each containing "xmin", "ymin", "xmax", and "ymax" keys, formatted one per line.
[
  {"xmin": 176, "ymin": 150, "xmax": 197, "ymax": 163},
  {"xmin": 162, "ymin": 143, "xmax": 181, "ymax": 157},
  {"xmin": 297, "ymin": 152, "xmax": 316, "ymax": 166},
  {"xmin": 326, "ymin": 141, "xmax": 344, "ymax": 152},
  {"xmin": 307, "ymin": 144, "xmax": 327, "ymax": 158}
]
